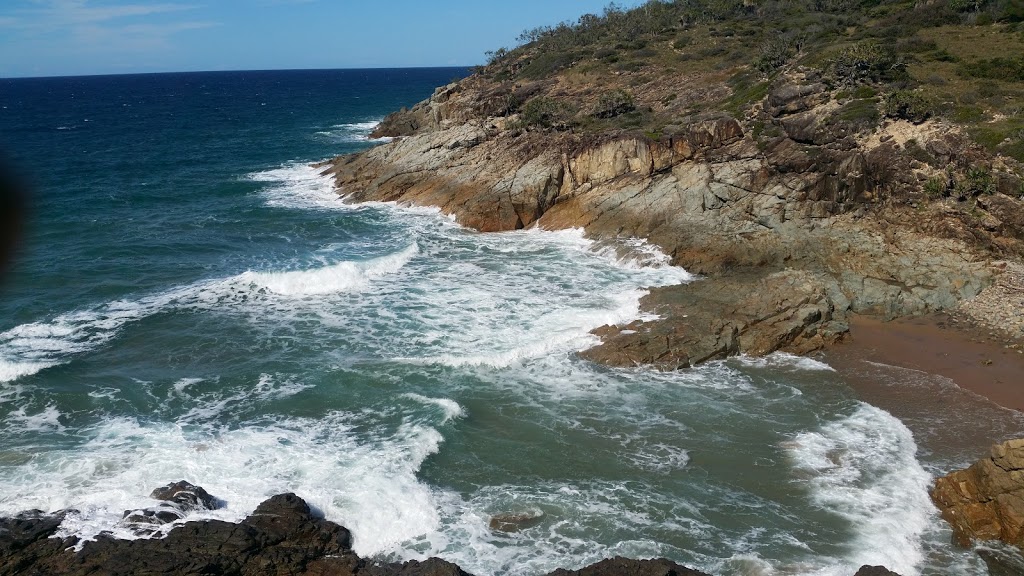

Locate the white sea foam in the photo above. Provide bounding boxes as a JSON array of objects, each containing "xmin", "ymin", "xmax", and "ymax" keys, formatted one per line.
[
  {"xmin": 172, "ymin": 377, "xmax": 204, "ymax": 395},
  {"xmin": 0, "ymin": 359, "xmax": 55, "ymax": 383},
  {"xmin": 0, "ymin": 246, "xmax": 417, "ymax": 383},
  {"xmin": 333, "ymin": 121, "xmax": 381, "ymax": 131},
  {"xmin": 0, "ymin": 406, "xmax": 447, "ymax": 557},
  {"xmin": 736, "ymin": 352, "xmax": 836, "ymax": 372},
  {"xmin": 785, "ymin": 403, "xmax": 935, "ymax": 575},
  {"xmin": 240, "ymin": 243, "xmax": 417, "ymax": 296},
  {"xmin": 249, "ymin": 162, "xmax": 348, "ymax": 211},
  {"xmin": 313, "ymin": 120, "xmax": 391, "ymax": 143},
  {"xmin": 6, "ymin": 404, "xmax": 65, "ymax": 433},
  {"xmin": 403, "ymin": 393, "xmax": 465, "ymax": 423}
]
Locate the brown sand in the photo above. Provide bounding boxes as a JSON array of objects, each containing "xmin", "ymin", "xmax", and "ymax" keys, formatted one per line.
[{"xmin": 826, "ymin": 314, "xmax": 1024, "ymax": 412}]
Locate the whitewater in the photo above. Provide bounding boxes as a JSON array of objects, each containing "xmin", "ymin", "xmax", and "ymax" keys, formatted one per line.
[{"xmin": 1, "ymin": 69, "xmax": 1020, "ymax": 576}]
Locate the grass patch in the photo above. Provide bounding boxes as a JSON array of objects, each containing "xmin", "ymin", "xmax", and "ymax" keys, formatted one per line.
[{"xmin": 723, "ymin": 72, "xmax": 771, "ymax": 116}]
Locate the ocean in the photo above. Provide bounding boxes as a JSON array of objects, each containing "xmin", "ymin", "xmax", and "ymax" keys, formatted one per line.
[{"xmin": 0, "ymin": 68, "xmax": 1021, "ymax": 576}]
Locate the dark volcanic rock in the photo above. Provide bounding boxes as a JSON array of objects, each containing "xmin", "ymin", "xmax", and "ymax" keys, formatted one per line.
[
  {"xmin": 0, "ymin": 488, "xmax": 917, "ymax": 576},
  {"xmin": 150, "ymin": 480, "xmax": 219, "ymax": 510},
  {"xmin": 1, "ymin": 492, "xmax": 358, "ymax": 576},
  {"xmin": 363, "ymin": 557, "xmax": 472, "ymax": 576},
  {"xmin": 545, "ymin": 557, "xmax": 711, "ymax": 576},
  {"xmin": 120, "ymin": 480, "xmax": 221, "ymax": 536},
  {"xmin": 853, "ymin": 566, "xmax": 902, "ymax": 576}
]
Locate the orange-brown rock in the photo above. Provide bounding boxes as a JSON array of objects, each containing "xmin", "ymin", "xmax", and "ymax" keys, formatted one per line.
[{"xmin": 931, "ymin": 438, "xmax": 1024, "ymax": 548}]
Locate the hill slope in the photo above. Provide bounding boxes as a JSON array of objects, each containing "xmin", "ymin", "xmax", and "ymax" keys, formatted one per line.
[{"xmin": 324, "ymin": 0, "xmax": 1024, "ymax": 366}]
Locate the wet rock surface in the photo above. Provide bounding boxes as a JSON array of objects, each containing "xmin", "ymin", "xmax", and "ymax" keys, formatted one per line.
[
  {"xmin": 120, "ymin": 480, "xmax": 221, "ymax": 536},
  {"xmin": 932, "ymin": 438, "xmax": 1024, "ymax": 549},
  {"xmin": 0, "ymin": 486, "xmax": 907, "ymax": 576}
]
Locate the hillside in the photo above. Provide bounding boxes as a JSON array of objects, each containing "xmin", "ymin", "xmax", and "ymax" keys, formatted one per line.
[{"xmin": 324, "ymin": 0, "xmax": 1024, "ymax": 367}]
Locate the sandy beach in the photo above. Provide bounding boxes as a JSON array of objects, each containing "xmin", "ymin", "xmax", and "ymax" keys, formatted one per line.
[{"xmin": 827, "ymin": 313, "xmax": 1024, "ymax": 412}]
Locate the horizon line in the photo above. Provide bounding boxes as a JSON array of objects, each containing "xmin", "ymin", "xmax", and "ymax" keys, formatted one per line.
[{"xmin": 0, "ymin": 64, "xmax": 476, "ymax": 81}]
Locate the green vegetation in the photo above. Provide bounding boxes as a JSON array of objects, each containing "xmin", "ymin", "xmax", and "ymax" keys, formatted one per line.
[
  {"xmin": 960, "ymin": 57, "xmax": 1024, "ymax": 81},
  {"xmin": 953, "ymin": 166, "xmax": 997, "ymax": 198},
  {"xmin": 830, "ymin": 42, "xmax": 907, "ymax": 86},
  {"xmin": 520, "ymin": 97, "xmax": 576, "ymax": 131},
  {"xmin": 468, "ymin": 0, "xmax": 1023, "ymax": 161},
  {"xmin": 593, "ymin": 89, "xmax": 636, "ymax": 118},
  {"xmin": 884, "ymin": 90, "xmax": 935, "ymax": 123}
]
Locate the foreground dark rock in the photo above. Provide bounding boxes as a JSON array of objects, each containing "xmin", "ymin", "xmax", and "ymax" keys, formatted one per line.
[
  {"xmin": 931, "ymin": 438, "xmax": 1024, "ymax": 549},
  {"xmin": 0, "ymin": 487, "xmax": 902, "ymax": 576}
]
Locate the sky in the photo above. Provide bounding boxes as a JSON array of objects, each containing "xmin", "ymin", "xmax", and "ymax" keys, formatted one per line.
[{"xmin": 0, "ymin": 0, "xmax": 646, "ymax": 78}]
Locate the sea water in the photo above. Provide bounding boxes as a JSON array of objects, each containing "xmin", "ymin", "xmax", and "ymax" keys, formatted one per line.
[{"xmin": 1, "ymin": 69, "xmax": 1022, "ymax": 576}]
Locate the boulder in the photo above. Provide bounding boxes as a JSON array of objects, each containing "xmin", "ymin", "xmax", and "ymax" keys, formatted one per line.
[
  {"xmin": 853, "ymin": 566, "xmax": 902, "ymax": 576},
  {"xmin": 120, "ymin": 480, "xmax": 220, "ymax": 536},
  {"xmin": 931, "ymin": 438, "xmax": 1024, "ymax": 548},
  {"xmin": 488, "ymin": 509, "xmax": 545, "ymax": 533},
  {"xmin": 546, "ymin": 557, "xmax": 711, "ymax": 576}
]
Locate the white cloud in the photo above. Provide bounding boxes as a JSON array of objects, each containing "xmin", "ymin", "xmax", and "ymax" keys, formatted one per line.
[{"xmin": 0, "ymin": 1, "xmax": 217, "ymax": 74}]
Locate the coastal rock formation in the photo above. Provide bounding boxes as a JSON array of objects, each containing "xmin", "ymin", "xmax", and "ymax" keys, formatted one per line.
[
  {"xmin": 931, "ymin": 438, "xmax": 1024, "ymax": 548},
  {"xmin": 120, "ymin": 480, "xmax": 221, "ymax": 536},
  {"xmin": 0, "ymin": 485, "xmax": 905, "ymax": 576},
  {"xmin": 322, "ymin": 70, "xmax": 1022, "ymax": 366}
]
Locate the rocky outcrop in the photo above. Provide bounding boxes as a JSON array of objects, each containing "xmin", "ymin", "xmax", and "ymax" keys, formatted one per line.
[
  {"xmin": 852, "ymin": 567, "xmax": 902, "ymax": 576},
  {"xmin": 0, "ymin": 486, "xmax": 906, "ymax": 576},
  {"xmin": 581, "ymin": 269, "xmax": 847, "ymax": 368},
  {"xmin": 931, "ymin": 438, "xmax": 1024, "ymax": 549},
  {"xmin": 324, "ymin": 68, "xmax": 1024, "ymax": 367},
  {"xmin": 120, "ymin": 480, "xmax": 220, "ymax": 536},
  {"xmin": 0, "ymin": 486, "xmax": 711, "ymax": 576},
  {"xmin": 1, "ymin": 492, "xmax": 359, "ymax": 576}
]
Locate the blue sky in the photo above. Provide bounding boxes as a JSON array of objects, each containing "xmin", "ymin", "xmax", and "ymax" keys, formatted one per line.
[{"xmin": 0, "ymin": 1, "xmax": 645, "ymax": 78}]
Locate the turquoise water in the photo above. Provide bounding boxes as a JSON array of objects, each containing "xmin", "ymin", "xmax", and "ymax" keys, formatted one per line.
[{"xmin": 1, "ymin": 69, "xmax": 1021, "ymax": 576}]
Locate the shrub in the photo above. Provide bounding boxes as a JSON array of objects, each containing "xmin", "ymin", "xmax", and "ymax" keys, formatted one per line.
[
  {"xmin": 485, "ymin": 48, "xmax": 510, "ymax": 66},
  {"xmin": 520, "ymin": 52, "xmax": 579, "ymax": 80},
  {"xmin": 959, "ymin": 57, "xmax": 1024, "ymax": 81},
  {"xmin": 521, "ymin": 97, "xmax": 576, "ymax": 130},
  {"xmin": 831, "ymin": 41, "xmax": 907, "ymax": 85},
  {"xmin": 755, "ymin": 37, "xmax": 796, "ymax": 73},
  {"xmin": 924, "ymin": 176, "xmax": 948, "ymax": 197},
  {"xmin": 953, "ymin": 166, "xmax": 996, "ymax": 198},
  {"xmin": 853, "ymin": 85, "xmax": 878, "ymax": 99},
  {"xmin": 672, "ymin": 35, "xmax": 691, "ymax": 50},
  {"xmin": 593, "ymin": 89, "xmax": 636, "ymax": 118},
  {"xmin": 884, "ymin": 90, "xmax": 935, "ymax": 123}
]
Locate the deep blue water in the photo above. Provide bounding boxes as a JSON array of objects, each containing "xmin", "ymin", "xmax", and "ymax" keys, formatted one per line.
[{"xmin": 0, "ymin": 69, "xmax": 1021, "ymax": 576}]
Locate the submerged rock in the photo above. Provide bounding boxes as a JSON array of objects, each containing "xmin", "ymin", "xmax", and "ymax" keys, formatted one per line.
[
  {"xmin": 546, "ymin": 557, "xmax": 711, "ymax": 576},
  {"xmin": 488, "ymin": 509, "xmax": 545, "ymax": 533},
  {"xmin": 932, "ymin": 438, "xmax": 1024, "ymax": 548}
]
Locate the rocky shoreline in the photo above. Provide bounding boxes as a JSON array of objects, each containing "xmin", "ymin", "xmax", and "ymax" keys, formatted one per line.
[
  {"xmin": 0, "ymin": 482, "xmax": 900, "ymax": 576},
  {"xmin": 321, "ymin": 72, "xmax": 1023, "ymax": 370}
]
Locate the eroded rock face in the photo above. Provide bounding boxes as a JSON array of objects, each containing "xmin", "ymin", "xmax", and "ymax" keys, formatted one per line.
[
  {"xmin": 580, "ymin": 269, "xmax": 847, "ymax": 368},
  {"xmin": 932, "ymin": 438, "xmax": 1024, "ymax": 548},
  {"xmin": 323, "ymin": 70, "xmax": 1023, "ymax": 368}
]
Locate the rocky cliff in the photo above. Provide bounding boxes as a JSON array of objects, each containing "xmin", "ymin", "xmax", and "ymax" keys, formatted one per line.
[
  {"xmin": 0, "ymin": 484, "xmax": 901, "ymax": 576},
  {"xmin": 323, "ymin": 67, "xmax": 1023, "ymax": 367},
  {"xmin": 931, "ymin": 439, "xmax": 1024, "ymax": 574}
]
